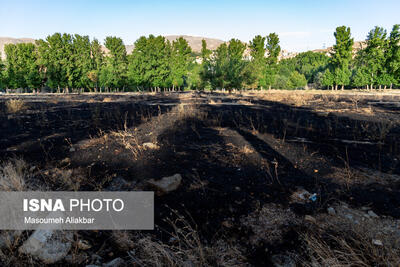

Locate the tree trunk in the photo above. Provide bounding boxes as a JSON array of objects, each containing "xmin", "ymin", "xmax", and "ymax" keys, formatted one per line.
[
  {"xmin": 341, "ymin": 85, "xmax": 344, "ymax": 90},
  {"xmin": 390, "ymin": 83, "xmax": 393, "ymax": 89}
]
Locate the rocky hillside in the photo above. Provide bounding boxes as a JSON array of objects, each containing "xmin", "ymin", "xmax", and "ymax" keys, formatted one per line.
[
  {"xmin": 312, "ymin": 41, "xmax": 367, "ymax": 55},
  {"xmin": 0, "ymin": 37, "xmax": 35, "ymax": 59},
  {"xmin": 164, "ymin": 35, "xmax": 225, "ymax": 52}
]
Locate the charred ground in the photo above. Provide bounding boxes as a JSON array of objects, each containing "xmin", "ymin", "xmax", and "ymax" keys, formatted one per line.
[{"xmin": 0, "ymin": 91, "xmax": 399, "ymax": 266}]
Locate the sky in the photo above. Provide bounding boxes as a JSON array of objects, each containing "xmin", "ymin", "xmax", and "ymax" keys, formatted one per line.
[{"xmin": 0, "ymin": 0, "xmax": 399, "ymax": 52}]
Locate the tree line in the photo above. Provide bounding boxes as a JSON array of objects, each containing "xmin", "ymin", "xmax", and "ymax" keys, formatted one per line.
[{"xmin": 0, "ymin": 24, "xmax": 399, "ymax": 92}]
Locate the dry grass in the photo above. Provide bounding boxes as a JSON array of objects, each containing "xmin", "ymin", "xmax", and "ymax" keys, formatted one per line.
[
  {"xmin": 110, "ymin": 129, "xmax": 144, "ymax": 160},
  {"xmin": 240, "ymin": 204, "xmax": 299, "ymax": 245},
  {"xmin": 128, "ymin": 210, "xmax": 246, "ymax": 266},
  {"xmin": 252, "ymin": 91, "xmax": 316, "ymax": 107},
  {"xmin": 240, "ymin": 145, "xmax": 255, "ymax": 155},
  {"xmin": 299, "ymin": 206, "xmax": 400, "ymax": 267},
  {"xmin": 46, "ymin": 98, "xmax": 59, "ymax": 104},
  {"xmin": 42, "ymin": 167, "xmax": 84, "ymax": 191},
  {"xmin": 0, "ymin": 159, "xmax": 28, "ymax": 191},
  {"xmin": 0, "ymin": 230, "xmax": 25, "ymax": 266},
  {"xmin": 5, "ymin": 99, "xmax": 27, "ymax": 113},
  {"xmin": 102, "ymin": 97, "xmax": 112, "ymax": 102},
  {"xmin": 301, "ymin": 228, "xmax": 400, "ymax": 266},
  {"xmin": 176, "ymin": 103, "xmax": 207, "ymax": 121}
]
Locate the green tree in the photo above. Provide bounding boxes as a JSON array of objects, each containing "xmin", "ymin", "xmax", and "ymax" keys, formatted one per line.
[
  {"xmin": 4, "ymin": 43, "xmax": 41, "ymax": 91},
  {"xmin": 364, "ymin": 26, "xmax": 387, "ymax": 89},
  {"xmin": 386, "ymin": 24, "xmax": 400, "ymax": 88},
  {"xmin": 352, "ymin": 67, "xmax": 370, "ymax": 89},
  {"xmin": 88, "ymin": 39, "xmax": 104, "ymax": 92},
  {"xmin": 265, "ymin": 33, "xmax": 281, "ymax": 89},
  {"xmin": 289, "ymin": 51, "xmax": 329, "ymax": 83},
  {"xmin": 72, "ymin": 34, "xmax": 92, "ymax": 92},
  {"xmin": 199, "ymin": 40, "xmax": 213, "ymax": 90},
  {"xmin": 213, "ymin": 43, "xmax": 229, "ymax": 90},
  {"xmin": 320, "ymin": 69, "xmax": 334, "ymax": 89},
  {"xmin": 187, "ymin": 63, "xmax": 203, "ymax": 90},
  {"xmin": 288, "ymin": 71, "xmax": 307, "ymax": 89},
  {"xmin": 127, "ymin": 35, "xmax": 171, "ymax": 91},
  {"xmin": 225, "ymin": 39, "xmax": 247, "ymax": 92},
  {"xmin": 200, "ymin": 39, "xmax": 211, "ymax": 62},
  {"xmin": 331, "ymin": 26, "xmax": 354, "ymax": 90},
  {"xmin": 100, "ymin": 36, "xmax": 127, "ymax": 91},
  {"xmin": 248, "ymin": 35, "xmax": 266, "ymax": 89},
  {"xmin": 36, "ymin": 33, "xmax": 75, "ymax": 93},
  {"xmin": 266, "ymin": 33, "xmax": 281, "ymax": 64},
  {"xmin": 170, "ymin": 37, "xmax": 192, "ymax": 90},
  {"xmin": 0, "ymin": 55, "xmax": 4, "ymax": 89}
]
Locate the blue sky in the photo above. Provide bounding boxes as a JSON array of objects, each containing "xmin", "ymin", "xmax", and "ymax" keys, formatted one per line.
[{"xmin": 1, "ymin": 0, "xmax": 399, "ymax": 51}]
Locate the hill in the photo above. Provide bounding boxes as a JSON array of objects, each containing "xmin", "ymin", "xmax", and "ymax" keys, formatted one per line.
[
  {"xmin": 164, "ymin": 35, "xmax": 225, "ymax": 53},
  {"xmin": 0, "ymin": 37, "xmax": 35, "ymax": 59}
]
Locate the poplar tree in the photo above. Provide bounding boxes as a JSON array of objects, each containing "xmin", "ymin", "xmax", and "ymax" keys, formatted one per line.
[
  {"xmin": 0, "ymin": 55, "xmax": 4, "ymax": 89},
  {"xmin": 170, "ymin": 37, "xmax": 192, "ymax": 90},
  {"xmin": 73, "ymin": 34, "xmax": 92, "ymax": 91},
  {"xmin": 87, "ymin": 39, "xmax": 104, "ymax": 92},
  {"xmin": 362, "ymin": 26, "xmax": 387, "ymax": 89},
  {"xmin": 127, "ymin": 35, "xmax": 171, "ymax": 91},
  {"xmin": 100, "ymin": 36, "xmax": 127, "ymax": 91},
  {"xmin": 36, "ymin": 33, "xmax": 74, "ymax": 93},
  {"xmin": 226, "ymin": 39, "xmax": 246, "ymax": 92},
  {"xmin": 331, "ymin": 26, "xmax": 354, "ymax": 90},
  {"xmin": 200, "ymin": 39, "xmax": 211, "ymax": 61},
  {"xmin": 249, "ymin": 35, "xmax": 266, "ymax": 88},
  {"xmin": 265, "ymin": 33, "xmax": 281, "ymax": 89},
  {"xmin": 386, "ymin": 24, "xmax": 400, "ymax": 88},
  {"xmin": 4, "ymin": 43, "xmax": 40, "ymax": 91}
]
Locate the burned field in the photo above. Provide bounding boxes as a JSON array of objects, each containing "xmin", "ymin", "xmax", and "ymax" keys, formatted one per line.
[{"xmin": 0, "ymin": 91, "xmax": 400, "ymax": 266}]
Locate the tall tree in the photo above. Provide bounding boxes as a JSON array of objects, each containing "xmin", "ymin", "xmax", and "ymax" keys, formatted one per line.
[
  {"xmin": 386, "ymin": 24, "xmax": 400, "ymax": 88},
  {"xmin": 225, "ymin": 39, "xmax": 247, "ymax": 92},
  {"xmin": 352, "ymin": 67, "xmax": 370, "ymax": 89},
  {"xmin": 0, "ymin": 54, "xmax": 4, "ymax": 89},
  {"xmin": 210, "ymin": 43, "xmax": 229, "ymax": 90},
  {"xmin": 4, "ymin": 43, "xmax": 41, "ymax": 91},
  {"xmin": 100, "ymin": 36, "xmax": 127, "ymax": 91},
  {"xmin": 127, "ymin": 35, "xmax": 171, "ymax": 91},
  {"xmin": 200, "ymin": 39, "xmax": 211, "ymax": 62},
  {"xmin": 265, "ymin": 33, "xmax": 281, "ymax": 89},
  {"xmin": 73, "ymin": 34, "xmax": 92, "ymax": 91},
  {"xmin": 320, "ymin": 69, "xmax": 334, "ymax": 90},
  {"xmin": 87, "ymin": 38, "xmax": 104, "ymax": 92},
  {"xmin": 331, "ymin": 26, "xmax": 354, "ymax": 90},
  {"xmin": 170, "ymin": 37, "xmax": 192, "ymax": 90},
  {"xmin": 362, "ymin": 26, "xmax": 387, "ymax": 89},
  {"xmin": 36, "ymin": 33, "xmax": 75, "ymax": 93},
  {"xmin": 248, "ymin": 35, "xmax": 266, "ymax": 88}
]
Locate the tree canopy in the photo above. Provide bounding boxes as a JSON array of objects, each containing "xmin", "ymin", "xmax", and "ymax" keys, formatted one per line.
[{"xmin": 1, "ymin": 25, "xmax": 400, "ymax": 92}]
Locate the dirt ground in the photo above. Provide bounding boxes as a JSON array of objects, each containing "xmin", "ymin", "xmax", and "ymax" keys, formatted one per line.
[{"xmin": 0, "ymin": 90, "xmax": 399, "ymax": 266}]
